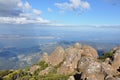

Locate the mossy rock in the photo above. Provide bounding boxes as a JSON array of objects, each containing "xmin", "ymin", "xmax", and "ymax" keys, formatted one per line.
[{"xmin": 33, "ymin": 61, "xmax": 49, "ymax": 75}]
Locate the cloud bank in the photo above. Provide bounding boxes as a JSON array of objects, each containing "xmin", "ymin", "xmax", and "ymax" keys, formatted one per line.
[
  {"xmin": 0, "ymin": 0, "xmax": 21, "ymax": 17},
  {"xmin": 55, "ymin": 0, "xmax": 90, "ymax": 13},
  {"xmin": 0, "ymin": 0, "xmax": 50, "ymax": 24}
]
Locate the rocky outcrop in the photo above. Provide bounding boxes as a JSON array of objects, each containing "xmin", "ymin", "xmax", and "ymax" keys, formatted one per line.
[
  {"xmin": 1, "ymin": 42, "xmax": 120, "ymax": 80},
  {"xmin": 36, "ymin": 43, "xmax": 120, "ymax": 79},
  {"xmin": 39, "ymin": 42, "xmax": 99, "ymax": 75}
]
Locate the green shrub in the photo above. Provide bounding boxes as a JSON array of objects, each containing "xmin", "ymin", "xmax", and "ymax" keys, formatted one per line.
[
  {"xmin": 37, "ymin": 61, "xmax": 48, "ymax": 70},
  {"xmin": 3, "ymin": 69, "xmax": 31, "ymax": 80},
  {"xmin": 34, "ymin": 61, "xmax": 48, "ymax": 75},
  {"xmin": 0, "ymin": 70, "xmax": 13, "ymax": 78},
  {"xmin": 99, "ymin": 52, "xmax": 114, "ymax": 61}
]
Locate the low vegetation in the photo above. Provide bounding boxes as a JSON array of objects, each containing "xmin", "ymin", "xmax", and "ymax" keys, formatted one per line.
[
  {"xmin": 0, "ymin": 60, "xmax": 70, "ymax": 80},
  {"xmin": 99, "ymin": 52, "xmax": 114, "ymax": 61}
]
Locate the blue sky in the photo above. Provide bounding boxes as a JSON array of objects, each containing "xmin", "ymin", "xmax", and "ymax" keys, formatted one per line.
[
  {"xmin": 28, "ymin": 0, "xmax": 120, "ymax": 25},
  {"xmin": 0, "ymin": 0, "xmax": 120, "ymax": 26}
]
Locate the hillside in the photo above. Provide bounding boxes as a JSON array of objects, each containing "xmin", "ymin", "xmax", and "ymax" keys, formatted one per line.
[{"xmin": 0, "ymin": 43, "xmax": 120, "ymax": 80}]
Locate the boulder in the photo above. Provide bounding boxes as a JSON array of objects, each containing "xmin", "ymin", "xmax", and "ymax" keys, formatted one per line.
[
  {"xmin": 105, "ymin": 58, "xmax": 112, "ymax": 64},
  {"xmin": 58, "ymin": 46, "xmax": 82, "ymax": 74},
  {"xmin": 48, "ymin": 46, "xmax": 65, "ymax": 66},
  {"xmin": 40, "ymin": 52, "xmax": 49, "ymax": 63},
  {"xmin": 112, "ymin": 48, "xmax": 120, "ymax": 72},
  {"xmin": 74, "ymin": 42, "xmax": 81, "ymax": 49},
  {"xmin": 81, "ymin": 45, "xmax": 98, "ymax": 59},
  {"xmin": 105, "ymin": 75, "xmax": 116, "ymax": 80},
  {"xmin": 116, "ymin": 78, "xmax": 120, "ymax": 80},
  {"xmin": 77, "ymin": 56, "xmax": 104, "ymax": 80},
  {"xmin": 77, "ymin": 56, "xmax": 116, "ymax": 80},
  {"xmin": 86, "ymin": 73, "xmax": 104, "ymax": 80},
  {"xmin": 111, "ymin": 46, "xmax": 120, "ymax": 53},
  {"xmin": 77, "ymin": 56, "xmax": 95, "ymax": 72},
  {"xmin": 68, "ymin": 76, "xmax": 75, "ymax": 80},
  {"xmin": 101, "ymin": 62, "xmax": 115, "ymax": 76}
]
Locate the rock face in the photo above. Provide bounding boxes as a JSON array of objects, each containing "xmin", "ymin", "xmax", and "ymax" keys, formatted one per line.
[
  {"xmin": 40, "ymin": 52, "xmax": 49, "ymax": 63},
  {"xmin": 112, "ymin": 46, "xmax": 120, "ymax": 74},
  {"xmin": 40, "ymin": 46, "xmax": 65, "ymax": 66},
  {"xmin": 58, "ymin": 45, "xmax": 82, "ymax": 74},
  {"xmin": 48, "ymin": 46, "xmax": 65, "ymax": 66}
]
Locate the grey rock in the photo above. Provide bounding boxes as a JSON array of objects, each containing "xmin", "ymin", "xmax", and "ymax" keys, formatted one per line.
[
  {"xmin": 81, "ymin": 45, "xmax": 98, "ymax": 59},
  {"xmin": 68, "ymin": 76, "xmax": 75, "ymax": 80},
  {"xmin": 58, "ymin": 46, "xmax": 82, "ymax": 74},
  {"xmin": 40, "ymin": 52, "xmax": 49, "ymax": 63},
  {"xmin": 74, "ymin": 42, "xmax": 81, "ymax": 49},
  {"xmin": 48, "ymin": 46, "xmax": 65, "ymax": 66}
]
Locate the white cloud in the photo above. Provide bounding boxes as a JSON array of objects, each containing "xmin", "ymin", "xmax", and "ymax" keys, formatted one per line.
[
  {"xmin": 47, "ymin": 8, "xmax": 53, "ymax": 12},
  {"xmin": 0, "ymin": 0, "xmax": 50, "ymax": 25},
  {"xmin": 80, "ymin": 1, "xmax": 90, "ymax": 9},
  {"xmin": 70, "ymin": 0, "xmax": 81, "ymax": 8},
  {"xmin": 55, "ymin": 3, "xmax": 72, "ymax": 10},
  {"xmin": 0, "ymin": 17, "xmax": 26, "ymax": 24},
  {"xmin": 24, "ymin": 2, "xmax": 31, "ymax": 10},
  {"xmin": 17, "ymin": 1, "xmax": 23, "ymax": 8},
  {"xmin": 18, "ymin": 1, "xmax": 42, "ymax": 17},
  {"xmin": 19, "ymin": 13, "xmax": 32, "ymax": 17},
  {"xmin": 55, "ymin": 0, "xmax": 90, "ymax": 13},
  {"xmin": 19, "ymin": 1, "xmax": 42, "ymax": 16},
  {"xmin": 0, "ymin": 17, "xmax": 50, "ymax": 24},
  {"xmin": 0, "ymin": 0, "xmax": 22, "ymax": 16},
  {"xmin": 0, "ymin": 0, "xmax": 21, "ymax": 11},
  {"xmin": 33, "ymin": 9, "xmax": 42, "ymax": 15}
]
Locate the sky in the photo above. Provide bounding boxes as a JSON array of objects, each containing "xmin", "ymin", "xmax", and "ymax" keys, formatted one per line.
[{"xmin": 0, "ymin": 0, "xmax": 120, "ymax": 26}]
